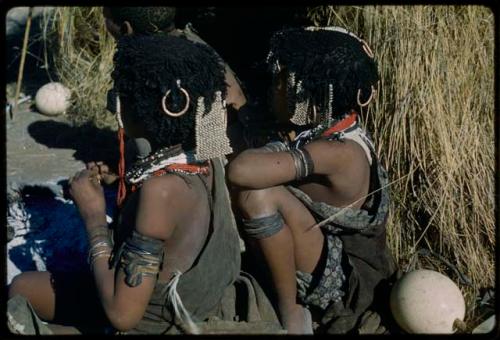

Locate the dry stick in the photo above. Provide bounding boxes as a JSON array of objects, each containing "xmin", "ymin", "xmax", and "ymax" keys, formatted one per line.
[
  {"xmin": 13, "ymin": 7, "xmax": 34, "ymax": 119},
  {"xmin": 307, "ymin": 167, "xmax": 418, "ymax": 231}
]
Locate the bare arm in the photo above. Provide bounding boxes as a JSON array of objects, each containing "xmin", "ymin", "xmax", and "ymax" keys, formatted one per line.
[
  {"xmin": 227, "ymin": 146, "xmax": 296, "ymax": 189},
  {"xmin": 227, "ymin": 138, "xmax": 367, "ymax": 190},
  {"xmin": 70, "ymin": 171, "xmax": 184, "ymax": 331}
]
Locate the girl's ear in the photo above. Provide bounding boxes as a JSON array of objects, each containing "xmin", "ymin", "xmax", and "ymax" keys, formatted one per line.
[{"xmin": 120, "ymin": 21, "xmax": 135, "ymax": 36}]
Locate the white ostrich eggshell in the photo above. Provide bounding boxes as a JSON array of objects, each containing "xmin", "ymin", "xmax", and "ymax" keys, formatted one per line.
[
  {"xmin": 390, "ymin": 269, "xmax": 465, "ymax": 334},
  {"xmin": 35, "ymin": 82, "xmax": 71, "ymax": 116}
]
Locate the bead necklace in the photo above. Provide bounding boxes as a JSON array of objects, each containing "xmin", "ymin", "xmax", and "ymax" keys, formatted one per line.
[
  {"xmin": 125, "ymin": 144, "xmax": 209, "ymax": 190},
  {"xmin": 291, "ymin": 111, "xmax": 359, "ymax": 149}
]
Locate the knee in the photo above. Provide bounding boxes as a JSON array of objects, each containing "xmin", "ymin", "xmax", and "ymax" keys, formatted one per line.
[
  {"xmin": 8, "ymin": 272, "xmax": 33, "ymax": 299},
  {"xmin": 236, "ymin": 187, "xmax": 279, "ymax": 219},
  {"xmin": 236, "ymin": 188, "xmax": 286, "ymax": 240}
]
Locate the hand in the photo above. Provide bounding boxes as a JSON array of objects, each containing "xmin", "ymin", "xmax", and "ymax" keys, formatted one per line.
[
  {"xmin": 69, "ymin": 168, "xmax": 106, "ymax": 227},
  {"xmin": 86, "ymin": 161, "xmax": 119, "ymax": 185}
]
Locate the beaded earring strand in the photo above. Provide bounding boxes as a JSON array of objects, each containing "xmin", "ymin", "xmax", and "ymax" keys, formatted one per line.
[{"xmin": 116, "ymin": 95, "xmax": 127, "ymax": 208}]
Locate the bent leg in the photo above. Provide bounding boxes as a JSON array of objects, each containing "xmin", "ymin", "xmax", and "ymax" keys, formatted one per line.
[
  {"xmin": 236, "ymin": 186, "xmax": 324, "ymax": 333},
  {"xmin": 238, "ymin": 186, "xmax": 325, "ymax": 276},
  {"xmin": 9, "ymin": 271, "xmax": 56, "ymax": 321},
  {"xmin": 8, "ymin": 270, "xmax": 109, "ymax": 333}
]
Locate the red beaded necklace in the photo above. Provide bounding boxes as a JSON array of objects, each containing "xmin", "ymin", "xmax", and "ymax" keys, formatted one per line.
[
  {"xmin": 129, "ymin": 163, "xmax": 210, "ymax": 193},
  {"xmin": 321, "ymin": 111, "xmax": 358, "ymax": 137}
]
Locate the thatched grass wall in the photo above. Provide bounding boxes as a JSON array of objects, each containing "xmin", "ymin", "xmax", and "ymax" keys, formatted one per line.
[
  {"xmin": 308, "ymin": 6, "xmax": 495, "ymax": 326},
  {"xmin": 43, "ymin": 6, "xmax": 494, "ymax": 329},
  {"xmin": 43, "ymin": 7, "xmax": 116, "ymax": 128}
]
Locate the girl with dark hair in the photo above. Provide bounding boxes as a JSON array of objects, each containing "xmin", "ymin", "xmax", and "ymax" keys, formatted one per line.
[
  {"xmin": 8, "ymin": 34, "xmax": 267, "ymax": 335},
  {"xmin": 102, "ymin": 6, "xmax": 247, "ymax": 121},
  {"xmin": 228, "ymin": 27, "xmax": 397, "ymax": 334}
]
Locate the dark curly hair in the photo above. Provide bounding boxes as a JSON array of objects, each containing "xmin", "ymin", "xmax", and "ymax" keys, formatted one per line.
[
  {"xmin": 112, "ymin": 34, "xmax": 227, "ymax": 149},
  {"xmin": 267, "ymin": 27, "xmax": 379, "ymax": 119},
  {"xmin": 108, "ymin": 7, "xmax": 177, "ymax": 34}
]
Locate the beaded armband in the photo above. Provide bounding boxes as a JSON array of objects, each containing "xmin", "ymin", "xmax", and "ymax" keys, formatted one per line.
[{"xmin": 119, "ymin": 230, "xmax": 165, "ymax": 287}]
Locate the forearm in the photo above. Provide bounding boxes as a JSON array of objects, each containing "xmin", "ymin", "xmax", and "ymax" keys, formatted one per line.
[
  {"xmin": 71, "ymin": 170, "xmax": 154, "ymax": 331},
  {"xmin": 91, "ymin": 254, "xmax": 118, "ymax": 315},
  {"xmin": 84, "ymin": 218, "xmax": 119, "ymax": 317},
  {"xmin": 85, "ymin": 216, "xmax": 135, "ymax": 330},
  {"xmin": 89, "ymin": 228, "xmax": 161, "ymax": 331},
  {"xmin": 227, "ymin": 145, "xmax": 296, "ymax": 189},
  {"xmin": 93, "ymin": 254, "xmax": 153, "ymax": 331}
]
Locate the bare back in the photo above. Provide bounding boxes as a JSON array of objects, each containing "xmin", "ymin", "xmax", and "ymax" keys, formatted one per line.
[
  {"xmin": 293, "ymin": 138, "xmax": 371, "ymax": 210},
  {"xmin": 118, "ymin": 165, "xmax": 213, "ymax": 283}
]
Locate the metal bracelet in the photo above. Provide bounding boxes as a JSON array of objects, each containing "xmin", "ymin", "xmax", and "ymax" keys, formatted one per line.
[
  {"xmin": 288, "ymin": 149, "xmax": 304, "ymax": 180},
  {"xmin": 89, "ymin": 236, "xmax": 111, "ymax": 248},
  {"xmin": 288, "ymin": 147, "xmax": 315, "ymax": 180},
  {"xmin": 87, "ymin": 226, "xmax": 110, "ymax": 243},
  {"xmin": 90, "ymin": 250, "xmax": 112, "ymax": 269},
  {"xmin": 296, "ymin": 147, "xmax": 315, "ymax": 178},
  {"xmin": 88, "ymin": 240, "xmax": 112, "ymax": 264},
  {"xmin": 89, "ymin": 241, "xmax": 112, "ymax": 254},
  {"xmin": 90, "ymin": 240, "xmax": 111, "ymax": 249}
]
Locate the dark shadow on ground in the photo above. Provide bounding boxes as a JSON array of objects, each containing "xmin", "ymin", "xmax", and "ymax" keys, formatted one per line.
[{"xmin": 27, "ymin": 120, "xmax": 120, "ymax": 171}]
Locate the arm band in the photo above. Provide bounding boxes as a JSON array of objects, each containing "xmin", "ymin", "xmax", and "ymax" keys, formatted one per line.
[
  {"xmin": 241, "ymin": 213, "xmax": 285, "ymax": 239},
  {"xmin": 288, "ymin": 147, "xmax": 315, "ymax": 180},
  {"xmin": 119, "ymin": 230, "xmax": 165, "ymax": 287}
]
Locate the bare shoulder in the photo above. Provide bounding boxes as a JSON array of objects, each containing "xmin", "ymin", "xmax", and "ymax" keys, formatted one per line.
[
  {"xmin": 306, "ymin": 138, "xmax": 370, "ymax": 175},
  {"xmin": 306, "ymin": 138, "xmax": 371, "ymax": 205},
  {"xmin": 135, "ymin": 174, "xmax": 197, "ymax": 240},
  {"xmin": 139, "ymin": 174, "xmax": 192, "ymax": 200}
]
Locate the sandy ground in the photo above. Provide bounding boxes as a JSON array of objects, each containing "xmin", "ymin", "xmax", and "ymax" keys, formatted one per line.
[
  {"xmin": 7, "ymin": 107, "xmax": 87, "ymax": 195},
  {"xmin": 5, "ymin": 104, "xmax": 119, "ymax": 284},
  {"xmin": 5, "ymin": 69, "xmax": 119, "ymax": 285}
]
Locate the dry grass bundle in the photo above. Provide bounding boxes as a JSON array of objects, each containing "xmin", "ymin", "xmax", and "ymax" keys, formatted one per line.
[
  {"xmin": 308, "ymin": 5, "xmax": 494, "ymax": 326},
  {"xmin": 42, "ymin": 7, "xmax": 116, "ymax": 129}
]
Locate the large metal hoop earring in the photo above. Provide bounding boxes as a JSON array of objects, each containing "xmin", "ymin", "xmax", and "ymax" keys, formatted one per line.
[
  {"xmin": 161, "ymin": 87, "xmax": 190, "ymax": 117},
  {"xmin": 357, "ymin": 86, "xmax": 375, "ymax": 107}
]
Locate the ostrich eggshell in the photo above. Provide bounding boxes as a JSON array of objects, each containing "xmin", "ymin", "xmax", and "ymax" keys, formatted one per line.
[
  {"xmin": 35, "ymin": 82, "xmax": 71, "ymax": 116},
  {"xmin": 390, "ymin": 269, "xmax": 465, "ymax": 334}
]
